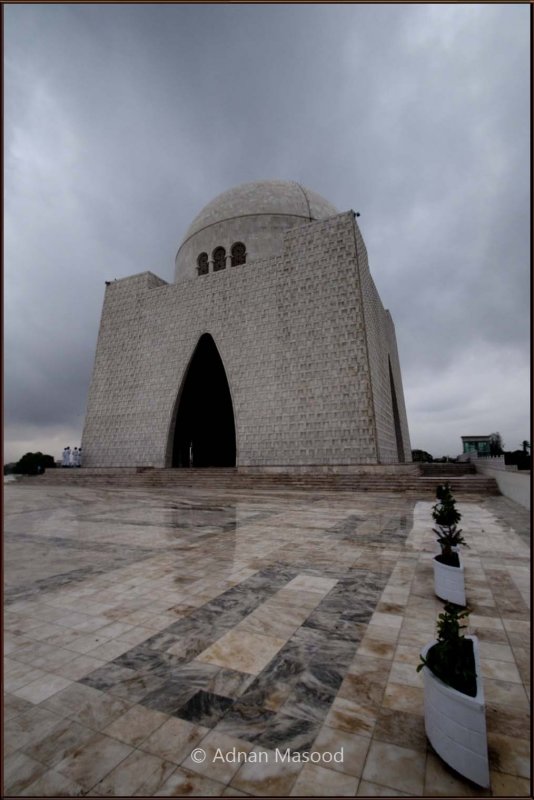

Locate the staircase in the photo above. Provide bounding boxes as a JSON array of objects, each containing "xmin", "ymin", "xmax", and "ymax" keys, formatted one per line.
[
  {"xmin": 419, "ymin": 462, "xmax": 476, "ymax": 476},
  {"xmin": 30, "ymin": 465, "xmax": 499, "ymax": 495}
]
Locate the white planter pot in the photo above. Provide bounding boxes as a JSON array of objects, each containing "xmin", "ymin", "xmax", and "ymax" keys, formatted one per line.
[
  {"xmin": 421, "ymin": 636, "xmax": 489, "ymax": 788},
  {"xmin": 433, "ymin": 554, "xmax": 466, "ymax": 606}
]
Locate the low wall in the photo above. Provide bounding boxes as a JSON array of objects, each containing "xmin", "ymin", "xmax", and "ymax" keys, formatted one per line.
[{"xmin": 474, "ymin": 463, "xmax": 530, "ymax": 510}]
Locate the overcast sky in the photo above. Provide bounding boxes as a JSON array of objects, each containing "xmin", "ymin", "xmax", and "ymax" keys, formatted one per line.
[{"xmin": 5, "ymin": 3, "xmax": 530, "ymax": 464}]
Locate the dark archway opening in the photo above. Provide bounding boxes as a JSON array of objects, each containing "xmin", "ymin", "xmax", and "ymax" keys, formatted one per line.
[
  {"xmin": 172, "ymin": 334, "xmax": 236, "ymax": 467},
  {"xmin": 389, "ymin": 357, "xmax": 405, "ymax": 463}
]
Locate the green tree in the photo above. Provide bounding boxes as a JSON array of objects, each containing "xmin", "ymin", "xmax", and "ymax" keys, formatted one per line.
[
  {"xmin": 411, "ymin": 449, "xmax": 433, "ymax": 462},
  {"xmin": 489, "ymin": 432, "xmax": 504, "ymax": 456},
  {"xmin": 13, "ymin": 452, "xmax": 56, "ymax": 475}
]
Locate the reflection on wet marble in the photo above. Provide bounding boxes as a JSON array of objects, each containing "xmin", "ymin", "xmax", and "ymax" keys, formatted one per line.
[{"xmin": 4, "ymin": 483, "xmax": 530, "ymax": 796}]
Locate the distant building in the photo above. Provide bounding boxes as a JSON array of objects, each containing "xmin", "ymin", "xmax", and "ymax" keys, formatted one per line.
[
  {"xmin": 82, "ymin": 180, "xmax": 411, "ymax": 468},
  {"xmin": 461, "ymin": 435, "xmax": 492, "ymax": 456}
]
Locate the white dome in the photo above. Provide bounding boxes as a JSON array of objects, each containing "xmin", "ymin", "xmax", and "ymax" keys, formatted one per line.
[
  {"xmin": 175, "ymin": 180, "xmax": 339, "ymax": 281},
  {"xmin": 183, "ymin": 180, "xmax": 339, "ymax": 241}
]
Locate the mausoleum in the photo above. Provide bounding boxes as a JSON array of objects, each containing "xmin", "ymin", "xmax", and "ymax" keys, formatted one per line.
[{"xmin": 81, "ymin": 180, "xmax": 411, "ymax": 468}]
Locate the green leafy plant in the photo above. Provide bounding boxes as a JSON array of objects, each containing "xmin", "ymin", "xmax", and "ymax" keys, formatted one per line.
[
  {"xmin": 432, "ymin": 483, "xmax": 467, "ymax": 565},
  {"xmin": 13, "ymin": 452, "xmax": 56, "ymax": 476},
  {"xmin": 417, "ymin": 603, "xmax": 477, "ymax": 696}
]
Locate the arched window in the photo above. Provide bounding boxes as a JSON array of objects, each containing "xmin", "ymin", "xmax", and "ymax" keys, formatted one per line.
[
  {"xmin": 231, "ymin": 242, "xmax": 246, "ymax": 267},
  {"xmin": 197, "ymin": 252, "xmax": 209, "ymax": 276},
  {"xmin": 213, "ymin": 247, "xmax": 226, "ymax": 272}
]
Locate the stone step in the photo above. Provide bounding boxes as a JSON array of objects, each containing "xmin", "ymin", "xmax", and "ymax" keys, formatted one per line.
[
  {"xmin": 28, "ymin": 469, "xmax": 499, "ymax": 494},
  {"xmin": 418, "ymin": 463, "xmax": 476, "ymax": 476}
]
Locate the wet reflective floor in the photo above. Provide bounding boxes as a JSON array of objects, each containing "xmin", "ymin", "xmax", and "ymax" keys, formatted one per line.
[{"xmin": 4, "ymin": 483, "xmax": 530, "ymax": 796}]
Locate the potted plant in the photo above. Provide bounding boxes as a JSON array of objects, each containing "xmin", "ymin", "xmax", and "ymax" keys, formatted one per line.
[
  {"xmin": 432, "ymin": 483, "xmax": 467, "ymax": 606},
  {"xmin": 418, "ymin": 603, "xmax": 489, "ymax": 788}
]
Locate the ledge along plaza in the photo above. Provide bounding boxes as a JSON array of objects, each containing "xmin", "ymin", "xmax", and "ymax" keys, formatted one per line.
[{"xmin": 4, "ymin": 182, "xmax": 530, "ymax": 796}]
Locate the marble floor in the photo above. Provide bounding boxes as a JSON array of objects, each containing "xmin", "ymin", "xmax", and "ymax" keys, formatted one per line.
[{"xmin": 3, "ymin": 482, "xmax": 530, "ymax": 797}]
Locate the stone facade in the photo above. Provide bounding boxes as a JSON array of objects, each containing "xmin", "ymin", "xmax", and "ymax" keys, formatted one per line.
[{"xmin": 82, "ymin": 181, "xmax": 411, "ymax": 467}]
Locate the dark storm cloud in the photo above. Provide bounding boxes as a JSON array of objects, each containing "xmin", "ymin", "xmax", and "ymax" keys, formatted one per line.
[{"xmin": 5, "ymin": 4, "xmax": 529, "ymax": 461}]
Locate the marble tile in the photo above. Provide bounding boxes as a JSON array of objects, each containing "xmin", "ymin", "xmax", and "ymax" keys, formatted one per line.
[
  {"xmin": 93, "ymin": 620, "xmax": 136, "ymax": 639},
  {"xmin": 361, "ymin": 740, "xmax": 425, "ymax": 795},
  {"xmin": 23, "ymin": 767, "xmax": 86, "ymax": 796},
  {"xmin": 357, "ymin": 779, "xmax": 410, "ymax": 796},
  {"xmin": 393, "ymin": 643, "xmax": 425, "ymax": 664},
  {"xmin": 312, "ymin": 724, "xmax": 370, "ymax": 777},
  {"xmin": 4, "ymin": 633, "xmax": 33, "ymax": 655},
  {"xmin": 39, "ymin": 680, "xmax": 104, "ymax": 716},
  {"xmin": 510, "ymin": 646, "xmax": 530, "ymax": 684},
  {"xmin": 324, "ymin": 696, "xmax": 377, "ymax": 737},
  {"xmin": 4, "ymin": 751, "xmax": 49, "ymax": 794},
  {"xmin": 197, "ymin": 629, "xmax": 287, "ymax": 675},
  {"xmin": 483, "ymin": 677, "xmax": 529, "ymax": 709},
  {"xmin": 22, "ymin": 717, "xmax": 97, "ymax": 767},
  {"xmin": 4, "ymin": 665, "xmax": 51, "ymax": 693},
  {"xmin": 68, "ymin": 689, "xmax": 132, "ymax": 731},
  {"xmin": 373, "ymin": 707, "xmax": 426, "ymax": 752},
  {"xmin": 255, "ymin": 711, "xmax": 321, "ymax": 754},
  {"xmin": 153, "ymin": 766, "xmax": 227, "ymax": 796},
  {"xmin": 214, "ymin": 700, "xmax": 277, "ymax": 743},
  {"xmin": 4, "ymin": 705, "xmax": 66, "ymax": 752},
  {"xmin": 368, "ymin": 611, "xmax": 403, "ymax": 630},
  {"xmin": 236, "ymin": 604, "xmax": 303, "ymax": 640},
  {"xmin": 489, "ymin": 770, "xmax": 532, "ymax": 796},
  {"xmin": 116, "ymin": 624, "xmax": 155, "ymax": 644},
  {"xmin": 388, "ymin": 660, "xmax": 424, "ymax": 688},
  {"xmin": 284, "ymin": 574, "xmax": 338, "ymax": 594},
  {"xmin": 487, "ymin": 732, "xmax": 530, "ymax": 779},
  {"xmin": 480, "ymin": 657, "xmax": 522, "ymax": 683},
  {"xmin": 290, "ymin": 762, "xmax": 359, "ymax": 796},
  {"xmin": 103, "ymin": 703, "xmax": 169, "ymax": 746},
  {"xmin": 204, "ymin": 666, "xmax": 256, "ymax": 699},
  {"xmin": 92, "ymin": 749, "xmax": 173, "ymax": 796},
  {"xmin": 5, "ymin": 486, "xmax": 531, "ymax": 799},
  {"xmin": 230, "ymin": 746, "xmax": 302, "ymax": 796},
  {"xmin": 33, "ymin": 646, "xmax": 81, "ymax": 672},
  {"xmin": 272, "ymin": 587, "xmax": 329, "ymax": 609},
  {"xmin": 467, "ymin": 624, "xmax": 509, "ymax": 645},
  {"xmin": 26, "ymin": 621, "xmax": 73, "ymax": 642},
  {"xmin": 141, "ymin": 716, "xmax": 210, "ymax": 764},
  {"xmin": 468, "ymin": 614, "xmax": 505, "ymax": 631},
  {"xmin": 356, "ymin": 637, "xmax": 396, "ymax": 660},
  {"xmin": 84, "ymin": 661, "xmax": 168, "ymax": 702},
  {"xmin": 337, "ymin": 674, "xmax": 386, "ymax": 711},
  {"xmin": 87, "ymin": 638, "xmax": 135, "ymax": 661},
  {"xmin": 423, "ymin": 750, "xmax": 489, "ymax": 796},
  {"xmin": 3, "ymin": 691, "xmax": 34, "ymax": 720},
  {"xmin": 63, "ymin": 632, "xmax": 116, "ymax": 654},
  {"xmin": 13, "ymin": 673, "xmax": 73, "ymax": 704},
  {"xmin": 55, "ymin": 611, "xmax": 110, "ymax": 631},
  {"xmin": 182, "ymin": 730, "xmax": 254, "ymax": 784},
  {"xmin": 363, "ymin": 623, "xmax": 400, "ymax": 643},
  {"xmin": 303, "ymin": 608, "xmax": 367, "ymax": 642},
  {"xmin": 485, "ymin": 703, "xmax": 530, "ymax": 740},
  {"xmin": 53, "ymin": 653, "xmax": 108, "ymax": 680},
  {"xmin": 112, "ymin": 643, "xmax": 181, "ymax": 674},
  {"xmin": 177, "ymin": 690, "xmax": 235, "ymax": 726},
  {"xmin": 141, "ymin": 679, "xmax": 201, "ymax": 715},
  {"xmin": 280, "ymin": 665, "xmax": 338, "ymax": 721},
  {"xmin": 54, "ymin": 733, "xmax": 133, "ymax": 791},
  {"xmin": 382, "ymin": 682, "xmax": 424, "ymax": 715},
  {"xmin": 132, "ymin": 760, "xmax": 178, "ymax": 796}
]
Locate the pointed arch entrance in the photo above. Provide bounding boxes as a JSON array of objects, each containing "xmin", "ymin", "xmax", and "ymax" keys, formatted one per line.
[{"xmin": 172, "ymin": 334, "xmax": 236, "ymax": 467}]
